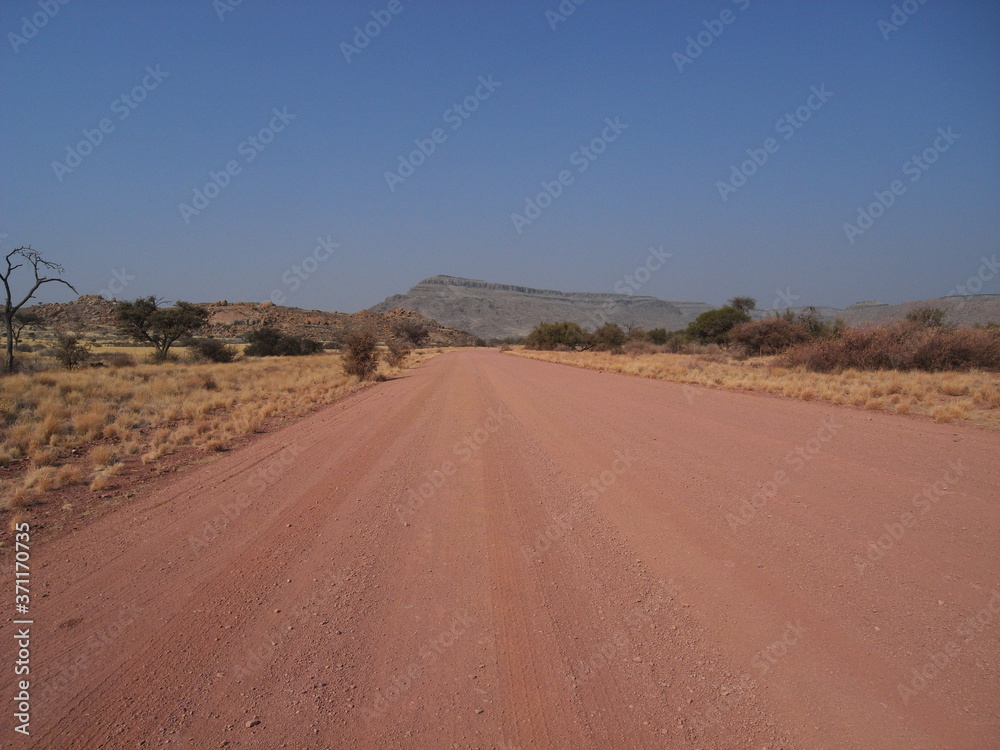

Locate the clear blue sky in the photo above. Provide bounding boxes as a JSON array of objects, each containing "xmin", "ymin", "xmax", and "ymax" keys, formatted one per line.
[{"xmin": 3, "ymin": 0, "xmax": 998, "ymax": 312}]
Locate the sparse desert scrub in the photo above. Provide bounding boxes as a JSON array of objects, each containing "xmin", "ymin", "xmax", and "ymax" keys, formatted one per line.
[
  {"xmin": 509, "ymin": 348, "xmax": 1000, "ymax": 429},
  {"xmin": 0, "ymin": 350, "xmax": 442, "ymax": 510},
  {"xmin": 780, "ymin": 323, "xmax": 1000, "ymax": 372},
  {"xmin": 342, "ymin": 331, "xmax": 379, "ymax": 380}
]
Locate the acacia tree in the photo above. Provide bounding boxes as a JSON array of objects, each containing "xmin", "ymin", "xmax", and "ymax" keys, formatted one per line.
[
  {"xmin": 728, "ymin": 296, "xmax": 757, "ymax": 314},
  {"xmin": 10, "ymin": 311, "xmax": 42, "ymax": 347},
  {"xmin": 393, "ymin": 319, "xmax": 430, "ymax": 347},
  {"xmin": 115, "ymin": 296, "xmax": 210, "ymax": 361},
  {"xmin": 1, "ymin": 247, "xmax": 77, "ymax": 374}
]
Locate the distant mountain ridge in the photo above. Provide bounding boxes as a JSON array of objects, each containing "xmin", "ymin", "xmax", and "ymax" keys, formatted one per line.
[
  {"xmin": 371, "ymin": 275, "xmax": 1000, "ymax": 339},
  {"xmin": 371, "ymin": 275, "xmax": 714, "ymax": 339}
]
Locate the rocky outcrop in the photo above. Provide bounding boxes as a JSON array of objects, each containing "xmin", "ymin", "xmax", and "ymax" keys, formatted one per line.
[{"xmin": 24, "ymin": 297, "xmax": 476, "ymax": 346}]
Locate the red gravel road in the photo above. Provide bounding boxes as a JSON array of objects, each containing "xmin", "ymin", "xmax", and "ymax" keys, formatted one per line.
[{"xmin": 10, "ymin": 350, "xmax": 1000, "ymax": 749}]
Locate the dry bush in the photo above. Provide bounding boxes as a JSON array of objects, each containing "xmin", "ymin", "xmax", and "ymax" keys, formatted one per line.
[
  {"xmin": 384, "ymin": 339, "xmax": 412, "ymax": 368},
  {"xmin": 730, "ymin": 318, "xmax": 810, "ymax": 356},
  {"xmin": 342, "ymin": 331, "xmax": 379, "ymax": 380},
  {"xmin": 623, "ymin": 339, "xmax": 654, "ymax": 356},
  {"xmin": 781, "ymin": 323, "xmax": 1000, "ymax": 372},
  {"xmin": 103, "ymin": 352, "xmax": 136, "ymax": 369}
]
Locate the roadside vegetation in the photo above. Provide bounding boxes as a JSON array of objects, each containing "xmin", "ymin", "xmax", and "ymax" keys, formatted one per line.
[
  {"xmin": 0, "ymin": 338, "xmax": 440, "ymax": 513},
  {"xmin": 515, "ymin": 302, "xmax": 1000, "ymax": 428}
]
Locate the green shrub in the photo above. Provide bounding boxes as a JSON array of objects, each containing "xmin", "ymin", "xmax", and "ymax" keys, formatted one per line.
[
  {"xmin": 648, "ymin": 328, "xmax": 668, "ymax": 345},
  {"xmin": 685, "ymin": 306, "xmax": 751, "ymax": 344},
  {"xmin": 591, "ymin": 323, "xmax": 627, "ymax": 352},
  {"xmin": 244, "ymin": 326, "xmax": 321, "ymax": 357},
  {"xmin": 393, "ymin": 319, "xmax": 430, "ymax": 346},
  {"xmin": 525, "ymin": 321, "xmax": 589, "ymax": 350},
  {"xmin": 53, "ymin": 334, "xmax": 92, "ymax": 369},
  {"xmin": 187, "ymin": 337, "xmax": 238, "ymax": 363}
]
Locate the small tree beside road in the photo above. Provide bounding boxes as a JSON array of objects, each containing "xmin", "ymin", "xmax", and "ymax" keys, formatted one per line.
[{"xmin": 1, "ymin": 247, "xmax": 77, "ymax": 374}]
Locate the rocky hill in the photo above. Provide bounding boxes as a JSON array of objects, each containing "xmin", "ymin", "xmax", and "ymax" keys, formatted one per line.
[
  {"xmin": 372, "ymin": 276, "xmax": 1000, "ymax": 339},
  {"xmin": 371, "ymin": 276, "xmax": 713, "ymax": 339},
  {"xmin": 24, "ymin": 295, "xmax": 478, "ymax": 347},
  {"xmin": 832, "ymin": 295, "xmax": 1000, "ymax": 328}
]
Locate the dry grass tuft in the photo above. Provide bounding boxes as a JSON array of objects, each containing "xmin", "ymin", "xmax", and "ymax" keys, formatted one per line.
[
  {"xmin": 29, "ymin": 447, "xmax": 59, "ymax": 467},
  {"xmin": 90, "ymin": 462, "xmax": 123, "ymax": 493},
  {"xmin": 90, "ymin": 444, "xmax": 116, "ymax": 469}
]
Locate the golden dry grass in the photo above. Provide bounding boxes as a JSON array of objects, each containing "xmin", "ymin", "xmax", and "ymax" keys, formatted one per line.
[
  {"xmin": 510, "ymin": 349, "xmax": 1000, "ymax": 429},
  {"xmin": 0, "ymin": 349, "xmax": 441, "ymax": 509}
]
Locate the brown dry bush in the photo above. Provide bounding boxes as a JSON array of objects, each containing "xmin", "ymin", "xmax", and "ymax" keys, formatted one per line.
[
  {"xmin": 781, "ymin": 323, "xmax": 1000, "ymax": 372},
  {"xmin": 384, "ymin": 339, "xmax": 411, "ymax": 368},
  {"xmin": 730, "ymin": 318, "xmax": 809, "ymax": 356},
  {"xmin": 342, "ymin": 331, "xmax": 379, "ymax": 380}
]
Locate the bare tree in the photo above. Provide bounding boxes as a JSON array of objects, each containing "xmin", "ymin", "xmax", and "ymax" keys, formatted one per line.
[{"xmin": 1, "ymin": 247, "xmax": 77, "ymax": 374}]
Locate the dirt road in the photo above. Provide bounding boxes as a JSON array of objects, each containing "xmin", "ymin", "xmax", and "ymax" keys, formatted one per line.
[{"xmin": 16, "ymin": 350, "xmax": 1000, "ymax": 748}]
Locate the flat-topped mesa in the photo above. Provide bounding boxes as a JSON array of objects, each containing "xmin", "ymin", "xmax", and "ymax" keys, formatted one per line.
[
  {"xmin": 371, "ymin": 275, "xmax": 1000, "ymax": 340},
  {"xmin": 372, "ymin": 275, "xmax": 714, "ymax": 339}
]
